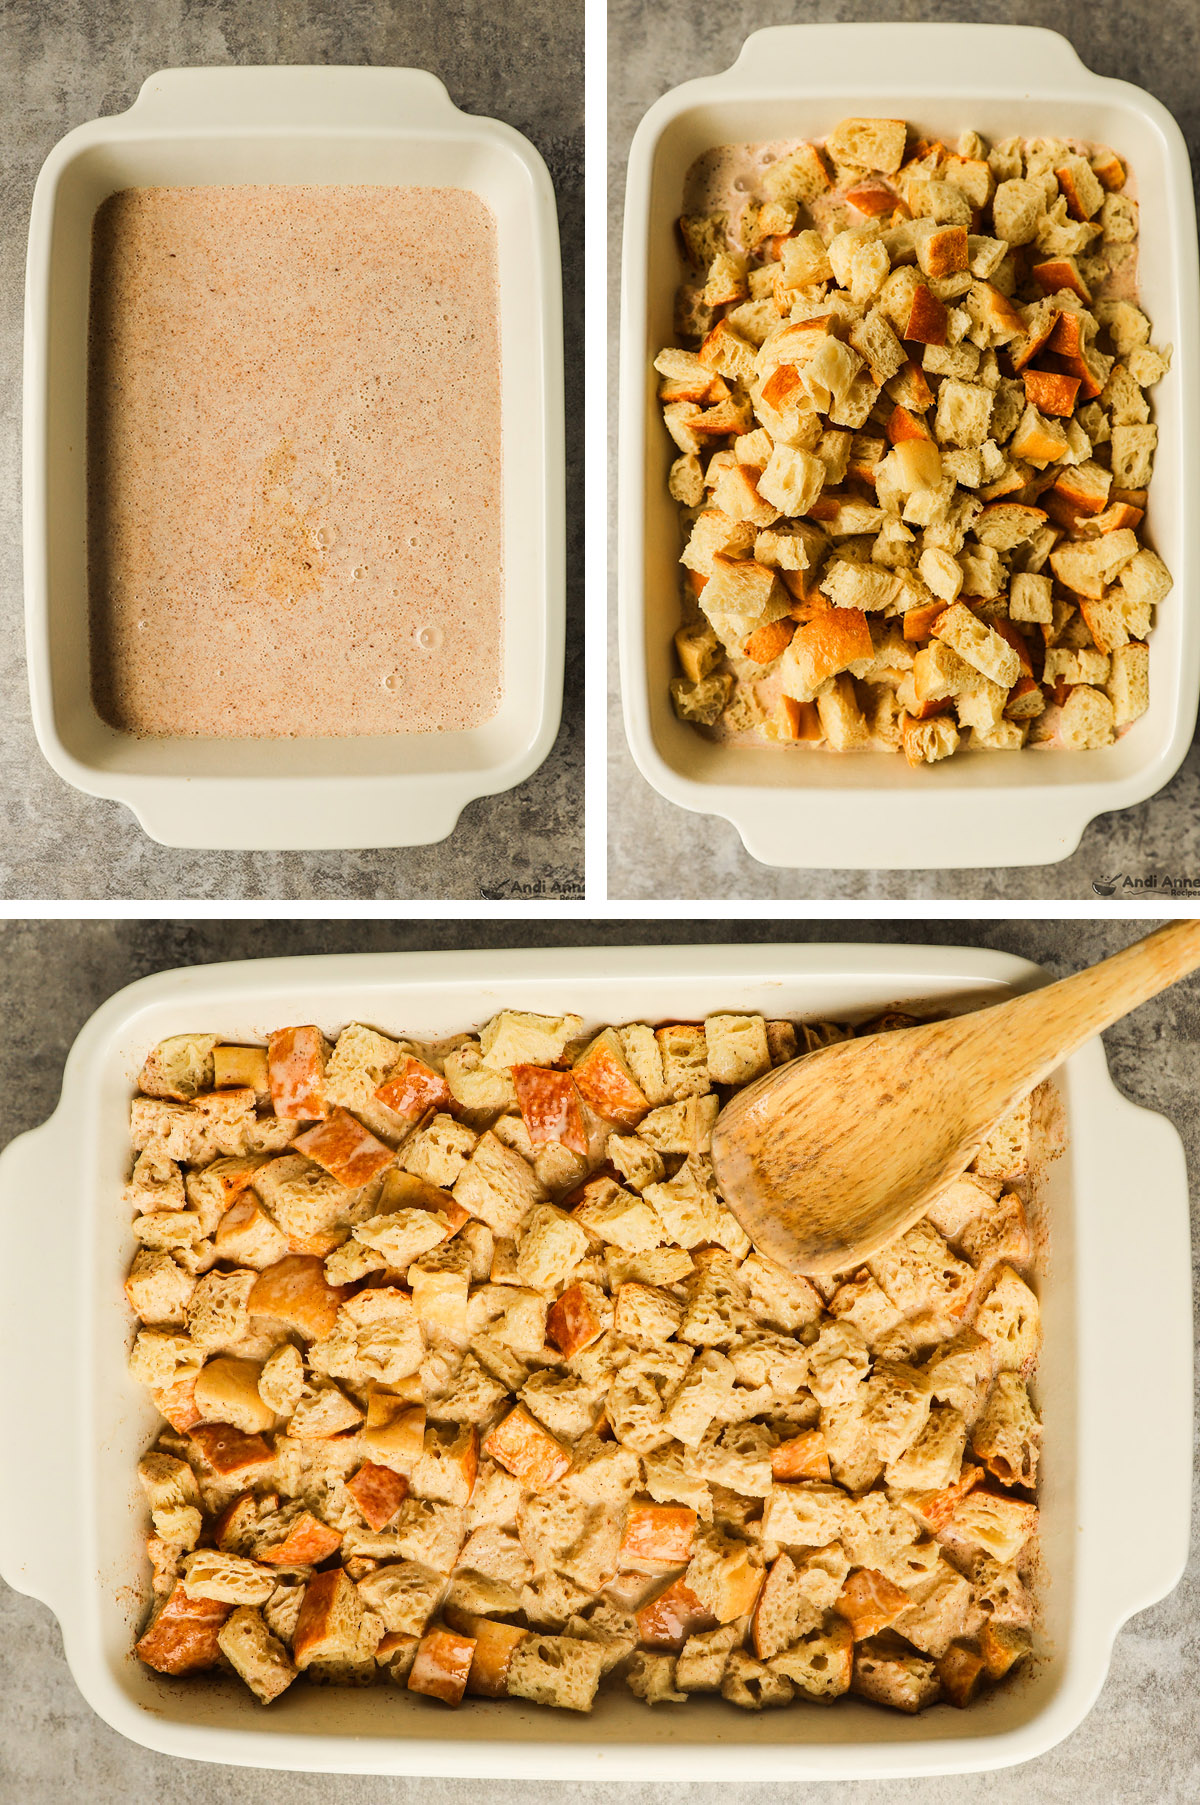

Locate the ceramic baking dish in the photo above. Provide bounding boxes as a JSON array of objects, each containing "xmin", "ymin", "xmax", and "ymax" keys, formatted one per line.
[
  {"xmin": 619, "ymin": 23, "xmax": 1200, "ymax": 868},
  {"xmin": 0, "ymin": 943, "xmax": 1189, "ymax": 1777},
  {"xmin": 24, "ymin": 66, "xmax": 564, "ymax": 850}
]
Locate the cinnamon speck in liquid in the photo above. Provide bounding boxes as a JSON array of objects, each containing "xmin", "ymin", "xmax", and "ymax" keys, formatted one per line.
[{"xmin": 87, "ymin": 185, "xmax": 504, "ymax": 738}]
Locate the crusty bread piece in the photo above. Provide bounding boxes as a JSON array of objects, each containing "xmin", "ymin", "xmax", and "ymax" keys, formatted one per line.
[
  {"xmin": 193, "ymin": 1356, "xmax": 274, "ymax": 1434},
  {"xmin": 505, "ymin": 1634, "xmax": 606, "ymax": 1712},
  {"xmin": 721, "ymin": 1646, "xmax": 794, "ymax": 1710},
  {"xmin": 293, "ymin": 1569, "xmax": 364, "ymax": 1669},
  {"xmin": 828, "ymin": 117, "xmax": 907, "ymax": 175},
  {"xmin": 218, "ymin": 1605, "xmax": 297, "ymax": 1703},
  {"xmin": 136, "ymin": 1580, "xmax": 229, "ymax": 1675},
  {"xmin": 181, "ymin": 1549, "xmax": 275, "ymax": 1606},
  {"xmin": 625, "ymin": 1651, "xmax": 687, "ymax": 1705}
]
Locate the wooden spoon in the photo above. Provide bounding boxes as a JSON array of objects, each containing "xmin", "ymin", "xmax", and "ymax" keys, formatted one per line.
[{"xmin": 710, "ymin": 921, "xmax": 1200, "ymax": 1277}]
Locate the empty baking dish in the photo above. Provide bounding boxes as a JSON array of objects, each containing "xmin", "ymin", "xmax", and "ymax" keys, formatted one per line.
[
  {"xmin": 0, "ymin": 942, "xmax": 1189, "ymax": 1776},
  {"xmin": 619, "ymin": 24, "xmax": 1200, "ymax": 867},
  {"xmin": 24, "ymin": 67, "xmax": 564, "ymax": 849}
]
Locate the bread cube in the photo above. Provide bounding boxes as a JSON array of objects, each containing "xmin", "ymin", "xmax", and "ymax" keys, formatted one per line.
[
  {"xmin": 217, "ymin": 1605, "xmax": 296, "ymax": 1703},
  {"xmin": 992, "ymin": 177, "xmax": 1045, "ymax": 245},
  {"xmin": 212, "ymin": 1193, "xmax": 288, "ymax": 1270},
  {"xmin": 368, "ymin": 1054, "xmax": 450, "ymax": 1123},
  {"xmin": 900, "ymin": 709, "xmax": 958, "ymax": 766},
  {"xmin": 248, "ymin": 1254, "xmax": 346, "ymax": 1340},
  {"xmin": 605, "ymin": 1132, "xmax": 665, "ymax": 1194},
  {"xmin": 635, "ymin": 1576, "xmax": 716, "ymax": 1650},
  {"xmin": 180, "ymin": 1548, "xmax": 275, "ymax": 1607},
  {"xmin": 852, "ymin": 1634, "xmax": 940, "ymax": 1712},
  {"xmin": 574, "ymin": 1178, "xmax": 664, "ymax": 1253},
  {"xmin": 211, "ymin": 1045, "xmax": 270, "ymax": 1101},
  {"xmin": 762, "ymin": 1481, "xmax": 847, "ymax": 1550},
  {"xmin": 571, "ymin": 1027, "xmax": 650, "ymax": 1128},
  {"xmin": 138, "ymin": 1039, "xmax": 221, "ymax": 1104},
  {"xmin": 150, "ymin": 1373, "xmax": 204, "ymax": 1432},
  {"xmin": 505, "ymin": 1633, "xmax": 605, "ymax": 1712},
  {"xmin": 1109, "ymin": 422, "xmax": 1157, "ymax": 488},
  {"xmin": 885, "ymin": 1400, "xmax": 969, "ymax": 1492},
  {"xmin": 250, "ymin": 1153, "xmax": 356, "ymax": 1256},
  {"xmin": 970, "ymin": 1373, "xmax": 1041, "ymax": 1488},
  {"xmin": 259, "ymin": 1503, "xmax": 344, "ymax": 1566},
  {"xmin": 352, "ymin": 1392, "xmax": 423, "ymax": 1474},
  {"xmin": 611, "ymin": 1279, "xmax": 681, "ymax": 1346},
  {"xmin": 860, "ymin": 1347, "xmax": 934, "ymax": 1451},
  {"xmin": 267, "ymin": 1025, "xmax": 328, "ymax": 1122},
  {"xmin": 480, "ymin": 1011, "xmax": 584, "ymax": 1072},
  {"xmin": 932, "ymin": 602, "xmax": 1020, "ymax": 687},
  {"xmin": 193, "ymin": 1356, "xmax": 275, "ymax": 1435},
  {"xmin": 434, "ymin": 1609, "xmax": 529, "ymax": 1699},
  {"xmin": 151, "ymin": 1504, "xmax": 202, "ymax": 1550},
  {"xmin": 511, "ymin": 1066, "xmax": 588, "ymax": 1157},
  {"xmin": 980, "ymin": 1619, "xmax": 1033, "ymax": 1680},
  {"xmin": 721, "ymin": 1647, "xmax": 794, "ymax": 1710},
  {"xmin": 770, "ymin": 1430, "xmax": 830, "ymax": 1483},
  {"xmin": 756, "ymin": 443, "xmax": 826, "ymax": 517},
  {"xmin": 343, "ymin": 1461, "xmax": 408, "ymax": 1533},
  {"xmin": 935, "ymin": 378, "xmax": 994, "ymax": 449},
  {"xmin": 835, "ymin": 1567, "xmax": 910, "ymax": 1640},
  {"xmin": 292, "ymin": 1107, "xmax": 393, "ymax": 1188},
  {"xmin": 748, "ymin": 1552, "xmax": 813, "ymax": 1659},
  {"xmin": 138, "ymin": 1035, "xmax": 218, "ymax": 1102},
  {"xmin": 620, "ymin": 1503, "xmax": 697, "ymax": 1566},
  {"xmin": 703, "ymin": 1013, "xmax": 771, "ymax": 1087},
  {"xmin": 546, "ymin": 1279, "xmax": 609, "ymax": 1358},
  {"xmin": 770, "ymin": 1618, "xmax": 854, "ymax": 1698},
  {"xmin": 828, "ymin": 116, "xmax": 906, "ymax": 174},
  {"xmin": 761, "ymin": 142, "xmax": 830, "ymax": 207},
  {"xmin": 453, "ymin": 1131, "xmax": 545, "ymax": 1239},
  {"xmin": 125, "ymin": 1248, "xmax": 196, "ymax": 1326},
  {"xmin": 625, "ymin": 1651, "xmax": 687, "ymax": 1705},
  {"xmin": 292, "ymin": 1569, "xmax": 364, "ymax": 1669},
  {"xmin": 1108, "ymin": 640, "xmax": 1150, "ymax": 727},
  {"xmin": 1057, "ymin": 684, "xmax": 1115, "ymax": 749},
  {"xmin": 136, "ymin": 1580, "xmax": 230, "ymax": 1675},
  {"xmin": 1051, "ymin": 529, "xmax": 1140, "ymax": 600},
  {"xmin": 412, "ymin": 1424, "xmax": 479, "ymax": 1508},
  {"xmin": 945, "ymin": 1488, "xmax": 1038, "ymax": 1564},
  {"xmin": 484, "ymin": 1404, "xmax": 572, "ymax": 1489}
]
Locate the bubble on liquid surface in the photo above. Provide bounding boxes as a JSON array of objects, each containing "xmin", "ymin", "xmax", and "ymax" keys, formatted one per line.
[
  {"xmin": 381, "ymin": 671, "xmax": 399, "ymax": 692},
  {"xmin": 312, "ymin": 524, "xmax": 336, "ymax": 550},
  {"xmin": 414, "ymin": 624, "xmax": 443, "ymax": 652},
  {"xmin": 136, "ymin": 619, "xmax": 148, "ymax": 632},
  {"xmin": 351, "ymin": 565, "xmax": 367, "ymax": 580}
]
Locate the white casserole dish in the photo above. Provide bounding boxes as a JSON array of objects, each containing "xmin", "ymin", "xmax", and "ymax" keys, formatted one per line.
[
  {"xmin": 0, "ymin": 942, "xmax": 1190, "ymax": 1777},
  {"xmin": 24, "ymin": 66, "xmax": 565, "ymax": 850},
  {"xmin": 618, "ymin": 23, "xmax": 1200, "ymax": 868}
]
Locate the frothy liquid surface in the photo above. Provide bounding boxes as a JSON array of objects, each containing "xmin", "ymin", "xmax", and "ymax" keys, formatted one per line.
[{"xmin": 87, "ymin": 185, "xmax": 504, "ymax": 738}]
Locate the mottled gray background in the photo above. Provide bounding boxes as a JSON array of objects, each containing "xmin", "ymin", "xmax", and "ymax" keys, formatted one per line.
[
  {"xmin": 608, "ymin": 0, "xmax": 1200, "ymax": 900},
  {"xmin": 1, "ymin": 0, "xmax": 583, "ymax": 900},
  {"xmin": 1, "ymin": 917, "xmax": 1197, "ymax": 1801}
]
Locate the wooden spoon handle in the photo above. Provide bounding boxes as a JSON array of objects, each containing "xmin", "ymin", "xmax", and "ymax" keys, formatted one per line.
[{"xmin": 960, "ymin": 919, "xmax": 1200, "ymax": 1097}]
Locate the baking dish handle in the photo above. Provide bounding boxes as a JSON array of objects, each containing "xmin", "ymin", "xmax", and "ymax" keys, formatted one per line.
[
  {"xmin": 123, "ymin": 64, "xmax": 468, "ymax": 134},
  {"xmin": 0, "ymin": 1117, "xmax": 82, "ymax": 1616},
  {"xmin": 729, "ymin": 22, "xmax": 1087, "ymax": 93},
  {"xmin": 1076, "ymin": 1087, "xmax": 1193, "ymax": 1629}
]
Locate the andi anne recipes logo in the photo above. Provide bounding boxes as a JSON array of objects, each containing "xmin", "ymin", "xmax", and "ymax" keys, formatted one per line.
[{"xmin": 1092, "ymin": 871, "xmax": 1200, "ymax": 897}]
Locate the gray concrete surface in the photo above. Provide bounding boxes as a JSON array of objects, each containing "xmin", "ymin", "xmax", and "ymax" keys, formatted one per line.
[
  {"xmin": 1, "ymin": 917, "xmax": 1197, "ymax": 1802},
  {"xmin": 0, "ymin": 0, "xmax": 583, "ymax": 900},
  {"xmin": 608, "ymin": 0, "xmax": 1200, "ymax": 900}
]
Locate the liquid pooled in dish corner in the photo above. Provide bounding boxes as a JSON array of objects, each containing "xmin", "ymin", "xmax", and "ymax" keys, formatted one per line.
[{"xmin": 87, "ymin": 184, "xmax": 504, "ymax": 739}]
